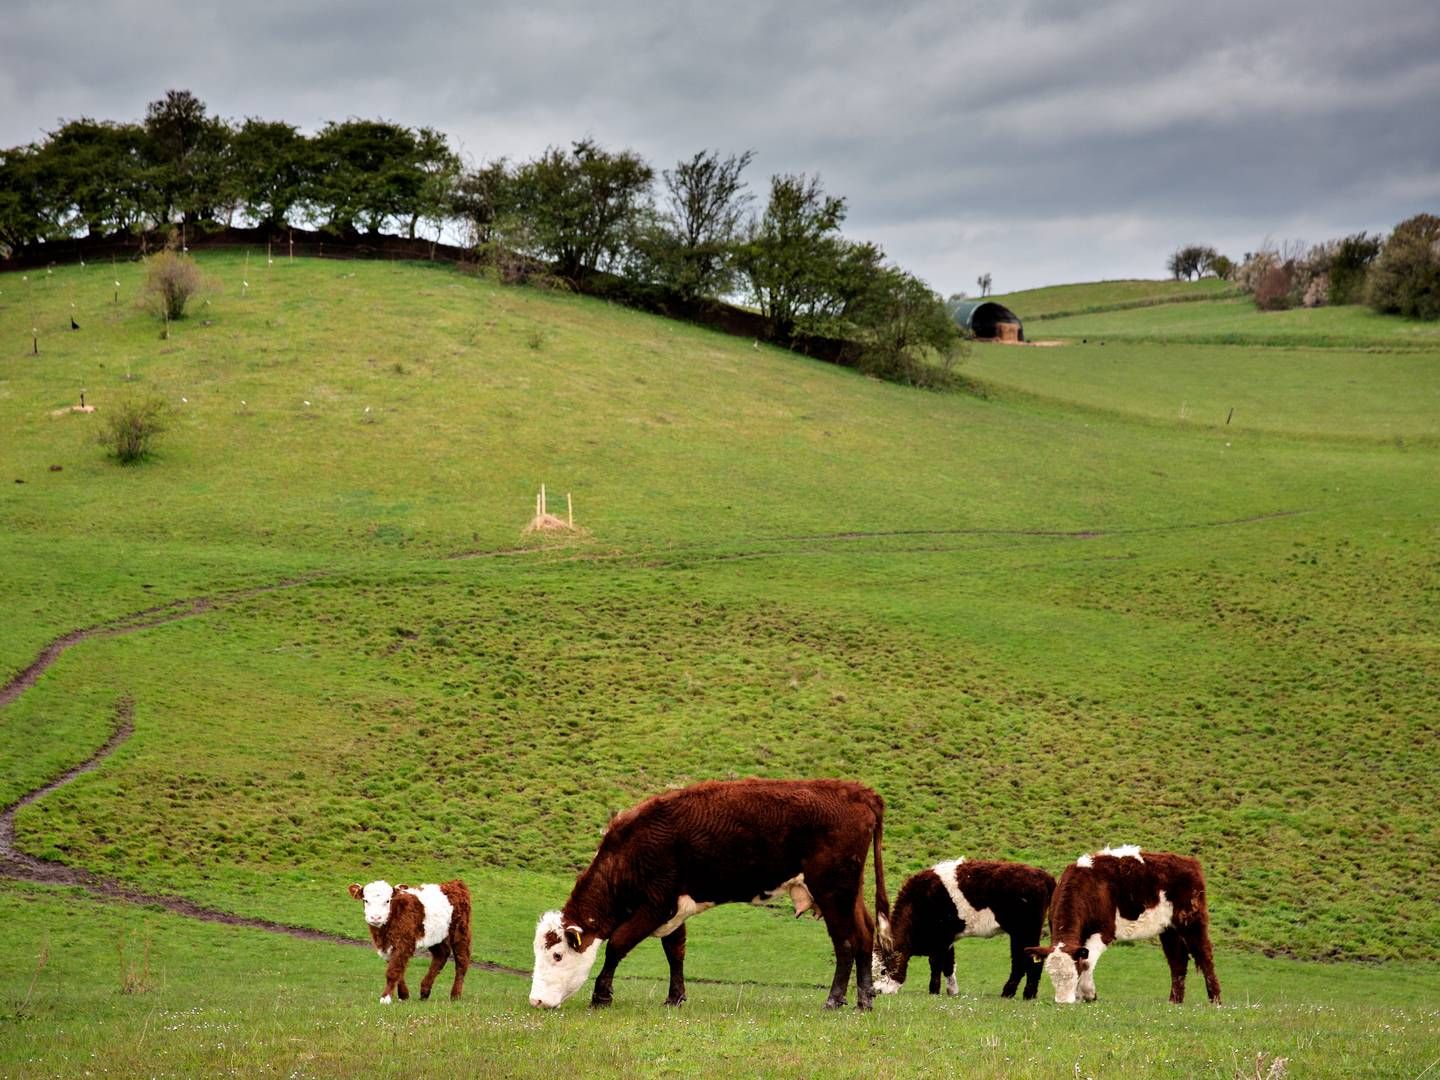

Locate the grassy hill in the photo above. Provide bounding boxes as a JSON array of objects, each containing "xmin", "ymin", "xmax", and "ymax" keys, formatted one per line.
[{"xmin": 2, "ymin": 255, "xmax": 1437, "ymax": 1076}]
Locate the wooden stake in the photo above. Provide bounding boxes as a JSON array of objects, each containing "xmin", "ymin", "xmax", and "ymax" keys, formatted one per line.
[
  {"xmin": 541, "ymin": 484, "xmax": 547, "ymax": 517},
  {"xmin": 567, "ymin": 493, "xmax": 573, "ymax": 528}
]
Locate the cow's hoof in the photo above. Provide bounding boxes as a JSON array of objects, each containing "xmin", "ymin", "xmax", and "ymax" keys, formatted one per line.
[
  {"xmin": 823, "ymin": 996, "xmax": 845, "ymax": 1010},
  {"xmin": 590, "ymin": 996, "xmax": 613, "ymax": 1009},
  {"xmin": 420, "ymin": 990, "xmax": 432, "ymax": 1001},
  {"xmin": 855, "ymin": 996, "xmax": 874, "ymax": 1012},
  {"xmin": 379, "ymin": 995, "xmax": 392, "ymax": 1005},
  {"xmin": 663, "ymin": 995, "xmax": 686, "ymax": 1007}
]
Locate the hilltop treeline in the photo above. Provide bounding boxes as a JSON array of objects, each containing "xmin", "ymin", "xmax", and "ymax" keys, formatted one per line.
[
  {"xmin": 0, "ymin": 90, "xmax": 965, "ymax": 386},
  {"xmin": 1168, "ymin": 215, "xmax": 1440, "ymax": 321}
]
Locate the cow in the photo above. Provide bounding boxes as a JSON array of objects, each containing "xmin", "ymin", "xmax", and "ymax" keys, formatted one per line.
[
  {"xmin": 529, "ymin": 778, "xmax": 889, "ymax": 1011},
  {"xmin": 873, "ymin": 858, "xmax": 1055, "ymax": 999},
  {"xmin": 1025, "ymin": 846, "xmax": 1221, "ymax": 1005},
  {"xmin": 348, "ymin": 879, "xmax": 472, "ymax": 1004}
]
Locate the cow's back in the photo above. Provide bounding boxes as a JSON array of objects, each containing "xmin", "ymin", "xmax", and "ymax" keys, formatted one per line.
[{"xmin": 596, "ymin": 778, "xmax": 882, "ymax": 905}]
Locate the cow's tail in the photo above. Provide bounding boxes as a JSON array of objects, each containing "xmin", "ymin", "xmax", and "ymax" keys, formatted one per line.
[{"xmin": 872, "ymin": 801, "xmax": 890, "ymax": 928}]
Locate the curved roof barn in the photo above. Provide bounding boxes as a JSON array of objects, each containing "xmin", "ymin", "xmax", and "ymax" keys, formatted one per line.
[{"xmin": 949, "ymin": 299, "xmax": 1024, "ymax": 342}]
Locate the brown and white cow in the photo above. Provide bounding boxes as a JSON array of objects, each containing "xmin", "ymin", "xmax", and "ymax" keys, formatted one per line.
[
  {"xmin": 1025, "ymin": 846, "xmax": 1221, "ymax": 1005},
  {"xmin": 873, "ymin": 858, "xmax": 1055, "ymax": 999},
  {"xmin": 529, "ymin": 778, "xmax": 889, "ymax": 1011},
  {"xmin": 348, "ymin": 879, "xmax": 472, "ymax": 1004}
]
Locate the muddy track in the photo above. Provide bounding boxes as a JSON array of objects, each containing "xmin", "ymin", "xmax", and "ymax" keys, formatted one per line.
[
  {"xmin": 0, "ymin": 575, "xmax": 529, "ymax": 978},
  {"xmin": 0, "ymin": 695, "xmax": 530, "ymax": 977}
]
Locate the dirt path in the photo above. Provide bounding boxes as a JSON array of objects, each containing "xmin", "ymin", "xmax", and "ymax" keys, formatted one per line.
[{"xmin": 0, "ymin": 577, "xmax": 531, "ymax": 977}]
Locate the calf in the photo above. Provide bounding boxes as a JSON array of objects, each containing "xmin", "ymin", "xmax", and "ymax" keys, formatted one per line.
[
  {"xmin": 1026, "ymin": 846, "xmax": 1221, "ymax": 1005},
  {"xmin": 348, "ymin": 879, "xmax": 472, "ymax": 1004},
  {"xmin": 873, "ymin": 858, "xmax": 1055, "ymax": 999},
  {"xmin": 529, "ymin": 778, "xmax": 888, "ymax": 1011}
]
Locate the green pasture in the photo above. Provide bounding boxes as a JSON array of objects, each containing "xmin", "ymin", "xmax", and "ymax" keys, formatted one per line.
[
  {"xmin": 2, "ymin": 885, "xmax": 1437, "ymax": 1079},
  {"xmin": 992, "ymin": 277, "xmax": 1238, "ymax": 319},
  {"xmin": 1, "ymin": 254, "xmax": 1437, "ymax": 1076},
  {"xmin": 1028, "ymin": 293, "xmax": 1440, "ymax": 349}
]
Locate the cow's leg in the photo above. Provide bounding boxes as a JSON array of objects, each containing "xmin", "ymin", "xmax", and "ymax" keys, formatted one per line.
[
  {"xmin": 1020, "ymin": 932, "xmax": 1044, "ymax": 1000},
  {"xmin": 1078, "ymin": 939, "xmax": 1104, "ymax": 1002},
  {"xmin": 927, "ymin": 953, "xmax": 944, "ymax": 995},
  {"xmin": 419, "ymin": 943, "xmax": 450, "ymax": 1001},
  {"xmin": 1160, "ymin": 928, "xmax": 1189, "ymax": 1004},
  {"xmin": 382, "ymin": 951, "xmax": 411, "ymax": 1004},
  {"xmin": 660, "ymin": 924, "xmax": 688, "ymax": 1006},
  {"xmin": 591, "ymin": 912, "xmax": 663, "ymax": 1007},
  {"xmin": 1183, "ymin": 924, "xmax": 1222, "ymax": 1004},
  {"xmin": 449, "ymin": 927, "xmax": 471, "ymax": 1001},
  {"xmin": 1003, "ymin": 934, "xmax": 1032, "ymax": 998},
  {"xmin": 943, "ymin": 945, "xmax": 958, "ymax": 996},
  {"xmin": 852, "ymin": 899, "xmax": 876, "ymax": 1011}
]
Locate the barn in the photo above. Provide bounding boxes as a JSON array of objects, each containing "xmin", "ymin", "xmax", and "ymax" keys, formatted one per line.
[{"xmin": 950, "ymin": 299, "xmax": 1025, "ymax": 343}]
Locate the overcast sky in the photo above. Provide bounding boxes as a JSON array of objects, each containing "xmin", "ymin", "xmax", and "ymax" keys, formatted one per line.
[{"xmin": 3, "ymin": 0, "xmax": 1437, "ymax": 292}]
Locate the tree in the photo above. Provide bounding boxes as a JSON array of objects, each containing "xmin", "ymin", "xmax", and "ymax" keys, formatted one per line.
[
  {"xmin": 0, "ymin": 145, "xmax": 45, "ymax": 251},
  {"xmin": 143, "ymin": 89, "xmax": 230, "ymax": 226},
  {"xmin": 976, "ymin": 272, "xmax": 992, "ymax": 296},
  {"xmin": 228, "ymin": 119, "xmax": 308, "ymax": 230},
  {"xmin": 642, "ymin": 149, "xmax": 754, "ymax": 301},
  {"xmin": 451, "ymin": 159, "xmax": 512, "ymax": 247},
  {"xmin": 503, "ymin": 139, "xmax": 655, "ymax": 281},
  {"xmin": 1328, "ymin": 232, "xmax": 1382, "ymax": 306},
  {"xmin": 1367, "ymin": 213, "xmax": 1440, "ymax": 320},
  {"xmin": 734, "ymin": 172, "xmax": 848, "ymax": 340},
  {"xmin": 32, "ymin": 119, "xmax": 152, "ymax": 237},
  {"xmin": 304, "ymin": 120, "xmax": 429, "ymax": 236},
  {"xmin": 408, "ymin": 127, "xmax": 461, "ymax": 240},
  {"xmin": 847, "ymin": 264, "xmax": 966, "ymax": 387},
  {"xmin": 1167, "ymin": 245, "xmax": 1218, "ymax": 281}
]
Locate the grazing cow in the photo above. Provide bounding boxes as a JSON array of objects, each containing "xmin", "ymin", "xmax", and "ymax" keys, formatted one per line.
[
  {"xmin": 529, "ymin": 778, "xmax": 888, "ymax": 1011},
  {"xmin": 348, "ymin": 879, "xmax": 472, "ymax": 1004},
  {"xmin": 1025, "ymin": 846, "xmax": 1221, "ymax": 1005},
  {"xmin": 873, "ymin": 858, "xmax": 1055, "ymax": 999}
]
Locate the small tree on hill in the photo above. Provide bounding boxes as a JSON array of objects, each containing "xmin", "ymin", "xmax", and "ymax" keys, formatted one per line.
[
  {"xmin": 639, "ymin": 148, "xmax": 755, "ymax": 301},
  {"xmin": 734, "ymin": 172, "xmax": 852, "ymax": 341},
  {"xmin": 976, "ymin": 272, "xmax": 992, "ymax": 296},
  {"xmin": 1366, "ymin": 213, "xmax": 1440, "ymax": 320},
  {"xmin": 1167, "ymin": 245, "xmax": 1218, "ymax": 280},
  {"xmin": 99, "ymin": 395, "xmax": 169, "ymax": 464},
  {"xmin": 143, "ymin": 249, "xmax": 204, "ymax": 320},
  {"xmin": 1327, "ymin": 232, "xmax": 1381, "ymax": 306}
]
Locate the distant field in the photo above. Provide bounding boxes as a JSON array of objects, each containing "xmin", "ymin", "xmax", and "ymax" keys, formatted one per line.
[
  {"xmin": 965, "ymin": 340, "xmax": 1440, "ymax": 439},
  {"xmin": 2, "ymin": 255, "xmax": 1436, "ymax": 1076},
  {"xmin": 991, "ymin": 278, "xmax": 1237, "ymax": 319},
  {"xmin": 1028, "ymin": 296, "xmax": 1440, "ymax": 348}
]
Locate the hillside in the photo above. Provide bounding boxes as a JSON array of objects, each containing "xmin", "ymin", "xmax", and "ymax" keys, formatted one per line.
[{"xmin": 1, "ymin": 255, "xmax": 1437, "ymax": 1075}]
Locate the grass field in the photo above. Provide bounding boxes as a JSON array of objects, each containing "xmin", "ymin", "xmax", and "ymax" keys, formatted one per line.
[{"xmin": 2, "ymin": 254, "xmax": 1437, "ymax": 1077}]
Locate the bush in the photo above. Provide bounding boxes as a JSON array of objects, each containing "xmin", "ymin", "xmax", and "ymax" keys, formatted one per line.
[
  {"xmin": 99, "ymin": 395, "xmax": 169, "ymax": 464},
  {"xmin": 1328, "ymin": 232, "xmax": 1381, "ymax": 305},
  {"xmin": 1254, "ymin": 264, "xmax": 1294, "ymax": 311},
  {"xmin": 142, "ymin": 250, "xmax": 203, "ymax": 320},
  {"xmin": 1366, "ymin": 213, "xmax": 1440, "ymax": 320}
]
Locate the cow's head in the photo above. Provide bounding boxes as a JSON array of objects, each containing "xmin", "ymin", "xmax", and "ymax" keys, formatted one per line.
[
  {"xmin": 529, "ymin": 910, "xmax": 600, "ymax": 1008},
  {"xmin": 870, "ymin": 914, "xmax": 907, "ymax": 994},
  {"xmin": 348, "ymin": 880, "xmax": 401, "ymax": 929},
  {"xmin": 1026, "ymin": 944, "xmax": 1089, "ymax": 1004}
]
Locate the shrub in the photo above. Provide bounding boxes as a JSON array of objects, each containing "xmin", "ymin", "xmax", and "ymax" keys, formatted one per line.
[
  {"xmin": 99, "ymin": 395, "xmax": 169, "ymax": 464},
  {"xmin": 1166, "ymin": 245, "xmax": 1218, "ymax": 281},
  {"xmin": 142, "ymin": 250, "xmax": 203, "ymax": 320},
  {"xmin": 1366, "ymin": 213, "xmax": 1440, "ymax": 320},
  {"xmin": 1328, "ymin": 232, "xmax": 1381, "ymax": 305},
  {"xmin": 1210, "ymin": 254, "xmax": 1235, "ymax": 281},
  {"xmin": 1254, "ymin": 264, "xmax": 1294, "ymax": 311}
]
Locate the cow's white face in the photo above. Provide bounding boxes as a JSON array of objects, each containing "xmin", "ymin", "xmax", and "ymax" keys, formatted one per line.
[
  {"xmin": 870, "ymin": 915, "xmax": 905, "ymax": 994},
  {"xmin": 1043, "ymin": 947, "xmax": 1083, "ymax": 1004},
  {"xmin": 529, "ymin": 910, "xmax": 600, "ymax": 1008},
  {"xmin": 359, "ymin": 881, "xmax": 395, "ymax": 928}
]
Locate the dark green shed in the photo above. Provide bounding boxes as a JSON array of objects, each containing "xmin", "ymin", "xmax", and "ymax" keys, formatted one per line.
[{"xmin": 949, "ymin": 299, "xmax": 1024, "ymax": 342}]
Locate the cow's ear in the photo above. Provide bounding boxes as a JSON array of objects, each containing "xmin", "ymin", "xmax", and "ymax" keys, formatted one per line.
[
  {"xmin": 393, "ymin": 883, "xmax": 409, "ymax": 894},
  {"xmin": 1074, "ymin": 947, "xmax": 1089, "ymax": 960},
  {"xmin": 348, "ymin": 883, "xmax": 364, "ymax": 900},
  {"xmin": 1024, "ymin": 946, "xmax": 1051, "ymax": 959},
  {"xmin": 564, "ymin": 926, "xmax": 585, "ymax": 952}
]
